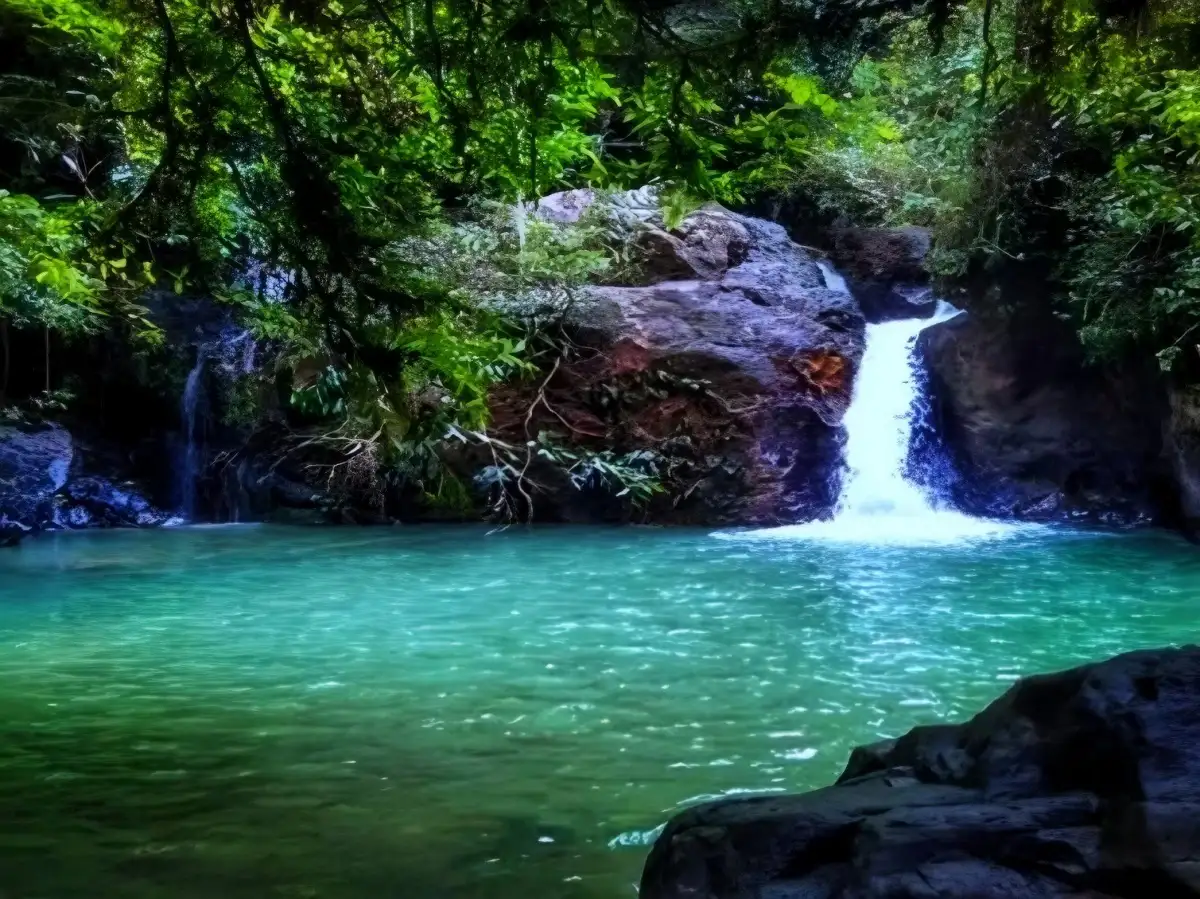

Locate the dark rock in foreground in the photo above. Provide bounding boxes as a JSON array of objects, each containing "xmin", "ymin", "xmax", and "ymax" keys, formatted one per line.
[{"xmin": 641, "ymin": 646, "xmax": 1200, "ymax": 898}]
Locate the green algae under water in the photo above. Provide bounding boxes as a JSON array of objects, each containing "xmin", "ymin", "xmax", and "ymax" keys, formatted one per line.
[{"xmin": 1, "ymin": 523, "xmax": 1199, "ymax": 899}]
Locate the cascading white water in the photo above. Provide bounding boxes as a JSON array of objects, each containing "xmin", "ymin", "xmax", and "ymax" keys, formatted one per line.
[
  {"xmin": 178, "ymin": 348, "xmax": 208, "ymax": 521},
  {"xmin": 176, "ymin": 326, "xmax": 260, "ymax": 522},
  {"xmin": 739, "ymin": 266, "xmax": 1019, "ymax": 545},
  {"xmin": 834, "ymin": 305, "xmax": 959, "ymax": 522}
]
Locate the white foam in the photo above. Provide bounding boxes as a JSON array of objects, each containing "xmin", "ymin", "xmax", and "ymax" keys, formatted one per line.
[
  {"xmin": 726, "ymin": 297, "xmax": 1029, "ymax": 546},
  {"xmin": 738, "ymin": 513, "xmax": 1023, "ymax": 547}
]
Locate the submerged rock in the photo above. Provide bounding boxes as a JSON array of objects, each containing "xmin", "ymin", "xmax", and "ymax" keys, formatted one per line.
[{"xmin": 641, "ymin": 646, "xmax": 1200, "ymax": 899}]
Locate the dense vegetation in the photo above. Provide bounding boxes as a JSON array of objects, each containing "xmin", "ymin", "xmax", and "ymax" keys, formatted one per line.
[{"xmin": 3, "ymin": 0, "xmax": 1199, "ymax": 515}]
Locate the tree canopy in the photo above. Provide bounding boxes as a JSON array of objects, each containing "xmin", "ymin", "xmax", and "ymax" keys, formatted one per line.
[{"xmin": 4, "ymin": 0, "xmax": 1200, "ymax": 510}]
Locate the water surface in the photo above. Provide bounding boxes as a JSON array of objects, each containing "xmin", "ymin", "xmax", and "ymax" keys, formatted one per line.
[{"xmin": 0, "ymin": 524, "xmax": 1197, "ymax": 898}]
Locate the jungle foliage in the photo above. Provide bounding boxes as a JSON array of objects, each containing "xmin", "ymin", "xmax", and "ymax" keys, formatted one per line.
[
  {"xmin": 829, "ymin": 0, "xmax": 1200, "ymax": 370},
  {"xmin": 3, "ymin": 0, "xmax": 1200, "ymax": 512}
]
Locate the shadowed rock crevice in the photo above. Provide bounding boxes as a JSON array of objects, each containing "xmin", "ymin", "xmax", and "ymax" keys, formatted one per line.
[{"xmin": 910, "ymin": 263, "xmax": 1168, "ymax": 526}]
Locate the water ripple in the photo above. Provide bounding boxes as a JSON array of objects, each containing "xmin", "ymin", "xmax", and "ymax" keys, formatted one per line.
[{"xmin": 0, "ymin": 524, "xmax": 1196, "ymax": 898}]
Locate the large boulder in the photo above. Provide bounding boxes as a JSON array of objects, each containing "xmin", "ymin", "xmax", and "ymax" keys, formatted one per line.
[
  {"xmin": 830, "ymin": 225, "xmax": 937, "ymax": 323},
  {"xmin": 0, "ymin": 419, "xmax": 172, "ymax": 541},
  {"xmin": 478, "ymin": 199, "xmax": 865, "ymax": 524},
  {"xmin": 0, "ymin": 421, "xmax": 73, "ymax": 530},
  {"xmin": 641, "ymin": 646, "xmax": 1200, "ymax": 899},
  {"xmin": 912, "ymin": 265, "xmax": 1166, "ymax": 524}
]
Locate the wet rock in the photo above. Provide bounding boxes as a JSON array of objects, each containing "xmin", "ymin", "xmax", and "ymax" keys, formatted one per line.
[
  {"xmin": 913, "ymin": 271, "xmax": 1165, "ymax": 524},
  {"xmin": 477, "ymin": 206, "xmax": 865, "ymax": 524},
  {"xmin": 0, "ymin": 517, "xmax": 31, "ymax": 547},
  {"xmin": 831, "ymin": 225, "xmax": 931, "ymax": 283},
  {"xmin": 0, "ymin": 420, "xmax": 174, "ymax": 538},
  {"xmin": 0, "ymin": 422, "xmax": 73, "ymax": 531},
  {"xmin": 53, "ymin": 476, "xmax": 173, "ymax": 528},
  {"xmin": 869, "ymin": 282, "xmax": 938, "ymax": 321},
  {"xmin": 641, "ymin": 646, "xmax": 1200, "ymax": 899},
  {"xmin": 1165, "ymin": 384, "xmax": 1200, "ymax": 534},
  {"xmin": 830, "ymin": 225, "xmax": 935, "ymax": 323}
]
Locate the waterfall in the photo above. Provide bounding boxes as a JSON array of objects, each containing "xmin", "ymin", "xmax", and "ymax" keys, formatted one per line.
[
  {"xmin": 836, "ymin": 306, "xmax": 959, "ymax": 520},
  {"xmin": 175, "ymin": 324, "xmax": 258, "ymax": 522},
  {"xmin": 514, "ymin": 194, "xmax": 528, "ymax": 251},
  {"xmin": 178, "ymin": 347, "xmax": 208, "ymax": 520},
  {"xmin": 739, "ymin": 265, "xmax": 1019, "ymax": 545}
]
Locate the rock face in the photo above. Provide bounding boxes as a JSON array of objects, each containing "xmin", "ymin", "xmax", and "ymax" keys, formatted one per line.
[
  {"xmin": 913, "ymin": 265, "xmax": 1166, "ymax": 524},
  {"xmin": 641, "ymin": 646, "xmax": 1200, "ymax": 899},
  {"xmin": 830, "ymin": 225, "xmax": 937, "ymax": 323},
  {"xmin": 0, "ymin": 422, "xmax": 73, "ymax": 529},
  {"xmin": 0, "ymin": 420, "xmax": 172, "ymax": 542},
  {"xmin": 480, "ymin": 197, "xmax": 865, "ymax": 524},
  {"xmin": 1165, "ymin": 385, "xmax": 1200, "ymax": 533}
]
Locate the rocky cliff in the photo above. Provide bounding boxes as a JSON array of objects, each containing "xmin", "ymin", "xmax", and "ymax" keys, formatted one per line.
[
  {"xmin": 0, "ymin": 193, "xmax": 869, "ymax": 535},
  {"xmin": 895, "ymin": 258, "xmax": 1172, "ymax": 526},
  {"xmin": 641, "ymin": 645, "xmax": 1200, "ymax": 899},
  {"xmin": 6, "ymin": 201, "xmax": 1197, "ymax": 536}
]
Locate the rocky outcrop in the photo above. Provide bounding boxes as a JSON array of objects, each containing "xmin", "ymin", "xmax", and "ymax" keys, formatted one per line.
[
  {"xmin": 0, "ymin": 422, "xmax": 73, "ymax": 529},
  {"xmin": 830, "ymin": 225, "xmax": 937, "ymax": 323},
  {"xmin": 1166, "ymin": 385, "xmax": 1200, "ymax": 533},
  {"xmin": 0, "ymin": 519, "xmax": 30, "ymax": 546},
  {"xmin": 476, "ymin": 195, "xmax": 865, "ymax": 524},
  {"xmin": 912, "ymin": 264, "xmax": 1166, "ymax": 524},
  {"xmin": 641, "ymin": 646, "xmax": 1200, "ymax": 899},
  {"xmin": 0, "ymin": 419, "xmax": 172, "ymax": 542}
]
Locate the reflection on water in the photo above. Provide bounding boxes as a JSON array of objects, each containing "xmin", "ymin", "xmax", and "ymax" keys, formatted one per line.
[{"xmin": 0, "ymin": 524, "xmax": 1197, "ymax": 898}]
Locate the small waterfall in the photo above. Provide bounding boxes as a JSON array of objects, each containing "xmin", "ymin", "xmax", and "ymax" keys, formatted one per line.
[
  {"xmin": 818, "ymin": 260, "xmax": 850, "ymax": 294},
  {"xmin": 178, "ymin": 347, "xmax": 208, "ymax": 520},
  {"xmin": 176, "ymin": 325, "xmax": 258, "ymax": 522},
  {"xmin": 803, "ymin": 305, "xmax": 1016, "ymax": 543},
  {"xmin": 514, "ymin": 194, "xmax": 528, "ymax": 251},
  {"xmin": 833, "ymin": 305, "xmax": 961, "ymax": 517},
  {"xmin": 739, "ymin": 264, "xmax": 1019, "ymax": 545}
]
